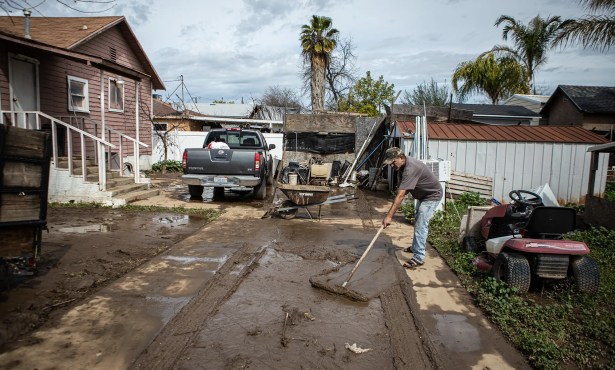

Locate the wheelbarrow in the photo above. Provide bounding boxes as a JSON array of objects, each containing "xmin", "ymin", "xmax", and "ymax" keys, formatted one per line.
[{"xmin": 265, "ymin": 182, "xmax": 355, "ymax": 220}]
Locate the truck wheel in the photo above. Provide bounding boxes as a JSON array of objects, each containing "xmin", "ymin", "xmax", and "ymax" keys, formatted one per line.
[
  {"xmin": 213, "ymin": 187, "xmax": 225, "ymax": 199},
  {"xmin": 253, "ymin": 182, "xmax": 267, "ymax": 200},
  {"xmin": 278, "ymin": 200, "xmax": 297, "ymax": 220},
  {"xmin": 188, "ymin": 185, "xmax": 204, "ymax": 198},
  {"xmin": 493, "ymin": 252, "xmax": 531, "ymax": 293},
  {"xmin": 571, "ymin": 256, "xmax": 600, "ymax": 294},
  {"xmin": 463, "ymin": 236, "xmax": 480, "ymax": 253}
]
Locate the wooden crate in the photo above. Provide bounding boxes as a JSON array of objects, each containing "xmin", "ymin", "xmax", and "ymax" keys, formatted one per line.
[{"xmin": 0, "ymin": 227, "xmax": 37, "ymax": 257}]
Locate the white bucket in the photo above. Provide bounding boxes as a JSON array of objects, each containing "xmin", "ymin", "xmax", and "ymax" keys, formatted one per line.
[{"xmin": 288, "ymin": 173, "xmax": 298, "ymax": 185}]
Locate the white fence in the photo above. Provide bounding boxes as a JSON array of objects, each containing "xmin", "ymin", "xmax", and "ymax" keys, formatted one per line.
[
  {"xmin": 402, "ymin": 138, "xmax": 608, "ymax": 204},
  {"xmin": 152, "ymin": 130, "xmax": 284, "ymax": 163}
]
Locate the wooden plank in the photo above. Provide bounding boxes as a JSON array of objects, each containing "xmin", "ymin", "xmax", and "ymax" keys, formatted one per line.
[
  {"xmin": 284, "ymin": 114, "xmax": 356, "ymax": 133},
  {"xmin": 447, "ymin": 170, "xmax": 493, "ymax": 199},
  {"xmin": 0, "ymin": 194, "xmax": 41, "ymax": 222},
  {"xmin": 3, "ymin": 161, "xmax": 43, "ymax": 188},
  {"xmin": 3, "ymin": 126, "xmax": 49, "ymax": 159}
]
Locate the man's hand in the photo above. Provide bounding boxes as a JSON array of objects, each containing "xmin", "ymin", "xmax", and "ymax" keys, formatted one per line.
[{"xmin": 382, "ymin": 215, "xmax": 393, "ymax": 228}]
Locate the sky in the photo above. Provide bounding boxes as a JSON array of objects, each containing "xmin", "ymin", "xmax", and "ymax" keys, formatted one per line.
[{"xmin": 10, "ymin": 0, "xmax": 615, "ymax": 106}]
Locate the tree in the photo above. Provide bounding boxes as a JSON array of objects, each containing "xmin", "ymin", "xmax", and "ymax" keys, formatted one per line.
[
  {"xmin": 554, "ymin": 0, "xmax": 615, "ymax": 51},
  {"xmin": 486, "ymin": 15, "xmax": 563, "ymax": 94},
  {"xmin": 401, "ymin": 78, "xmax": 451, "ymax": 106},
  {"xmin": 300, "ymin": 15, "xmax": 339, "ymax": 112},
  {"xmin": 338, "ymin": 71, "xmax": 395, "ymax": 116},
  {"xmin": 452, "ymin": 54, "xmax": 529, "ymax": 104},
  {"xmin": 258, "ymin": 86, "xmax": 303, "ymax": 108}
]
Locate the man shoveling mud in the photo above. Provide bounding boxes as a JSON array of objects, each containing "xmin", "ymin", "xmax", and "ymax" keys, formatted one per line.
[{"xmin": 382, "ymin": 147, "xmax": 442, "ymax": 268}]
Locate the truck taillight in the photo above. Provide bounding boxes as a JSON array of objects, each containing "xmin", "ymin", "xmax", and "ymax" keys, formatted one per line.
[
  {"xmin": 182, "ymin": 150, "xmax": 187, "ymax": 169},
  {"xmin": 254, "ymin": 152, "xmax": 261, "ymax": 172}
]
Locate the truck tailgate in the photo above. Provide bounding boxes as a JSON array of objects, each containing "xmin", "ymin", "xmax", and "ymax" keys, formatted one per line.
[{"xmin": 186, "ymin": 149, "xmax": 259, "ymax": 176}]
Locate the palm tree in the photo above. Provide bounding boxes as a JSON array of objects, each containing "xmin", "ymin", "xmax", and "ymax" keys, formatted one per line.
[
  {"xmin": 300, "ymin": 15, "xmax": 338, "ymax": 111},
  {"xmin": 554, "ymin": 0, "xmax": 615, "ymax": 51},
  {"xmin": 452, "ymin": 54, "xmax": 529, "ymax": 104},
  {"xmin": 487, "ymin": 15, "xmax": 563, "ymax": 94}
]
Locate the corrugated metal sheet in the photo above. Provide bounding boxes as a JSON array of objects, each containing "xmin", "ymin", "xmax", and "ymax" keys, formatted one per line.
[
  {"xmin": 397, "ymin": 121, "xmax": 608, "ymax": 144},
  {"xmin": 401, "ymin": 137, "xmax": 609, "ymax": 203}
]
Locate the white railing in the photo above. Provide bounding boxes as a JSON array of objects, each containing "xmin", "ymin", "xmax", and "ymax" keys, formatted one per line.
[
  {"xmin": 1, "ymin": 110, "xmax": 116, "ymax": 191},
  {"xmin": 58, "ymin": 116, "xmax": 148, "ymax": 184}
]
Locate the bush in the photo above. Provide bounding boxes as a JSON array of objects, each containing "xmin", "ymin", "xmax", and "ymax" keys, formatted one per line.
[
  {"xmin": 605, "ymin": 182, "xmax": 615, "ymax": 201},
  {"xmin": 150, "ymin": 160, "xmax": 182, "ymax": 173}
]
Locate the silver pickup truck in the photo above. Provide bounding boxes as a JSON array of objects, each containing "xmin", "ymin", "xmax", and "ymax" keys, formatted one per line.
[{"xmin": 181, "ymin": 128, "xmax": 275, "ymax": 199}]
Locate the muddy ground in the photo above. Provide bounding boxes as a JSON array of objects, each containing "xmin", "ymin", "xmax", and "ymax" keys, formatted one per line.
[{"xmin": 0, "ymin": 175, "xmax": 505, "ymax": 369}]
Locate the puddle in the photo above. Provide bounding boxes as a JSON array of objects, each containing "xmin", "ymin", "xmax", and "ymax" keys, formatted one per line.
[
  {"xmin": 57, "ymin": 224, "xmax": 110, "ymax": 233},
  {"xmin": 153, "ymin": 215, "xmax": 190, "ymax": 225},
  {"xmin": 163, "ymin": 255, "xmax": 230, "ymax": 265},
  {"xmin": 433, "ymin": 313, "xmax": 481, "ymax": 352}
]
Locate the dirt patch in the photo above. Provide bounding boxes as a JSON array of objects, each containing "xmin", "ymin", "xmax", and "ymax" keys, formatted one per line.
[{"xmin": 0, "ymin": 206, "xmax": 210, "ymax": 349}]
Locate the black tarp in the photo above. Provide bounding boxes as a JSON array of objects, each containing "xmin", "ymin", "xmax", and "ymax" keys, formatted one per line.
[{"xmin": 284, "ymin": 133, "xmax": 355, "ymax": 154}]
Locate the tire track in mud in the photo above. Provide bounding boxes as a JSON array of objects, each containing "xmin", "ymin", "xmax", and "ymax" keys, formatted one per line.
[{"xmin": 130, "ymin": 243, "xmax": 266, "ymax": 370}]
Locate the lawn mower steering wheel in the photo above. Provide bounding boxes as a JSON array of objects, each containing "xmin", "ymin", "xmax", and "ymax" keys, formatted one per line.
[{"xmin": 509, "ymin": 190, "xmax": 542, "ymax": 207}]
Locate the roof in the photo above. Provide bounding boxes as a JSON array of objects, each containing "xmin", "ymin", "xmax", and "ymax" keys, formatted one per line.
[
  {"xmin": 153, "ymin": 99, "xmax": 181, "ymax": 117},
  {"xmin": 396, "ymin": 121, "xmax": 608, "ymax": 144},
  {"xmin": 542, "ymin": 85, "xmax": 615, "ymax": 114},
  {"xmin": 0, "ymin": 16, "xmax": 164, "ymax": 90},
  {"xmin": 452, "ymin": 103, "xmax": 539, "ymax": 117},
  {"xmin": 193, "ymin": 103, "xmax": 254, "ymax": 118},
  {"xmin": 587, "ymin": 141, "xmax": 615, "ymax": 153},
  {"xmin": 502, "ymin": 94, "xmax": 550, "ymax": 105}
]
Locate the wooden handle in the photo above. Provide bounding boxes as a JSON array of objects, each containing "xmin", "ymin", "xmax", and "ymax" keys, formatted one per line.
[{"xmin": 342, "ymin": 225, "xmax": 385, "ymax": 287}]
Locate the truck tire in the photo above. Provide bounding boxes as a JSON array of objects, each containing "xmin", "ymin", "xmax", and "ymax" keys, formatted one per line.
[
  {"xmin": 253, "ymin": 181, "xmax": 267, "ymax": 200},
  {"xmin": 493, "ymin": 252, "xmax": 531, "ymax": 293},
  {"xmin": 571, "ymin": 256, "xmax": 600, "ymax": 294},
  {"xmin": 188, "ymin": 185, "xmax": 204, "ymax": 198}
]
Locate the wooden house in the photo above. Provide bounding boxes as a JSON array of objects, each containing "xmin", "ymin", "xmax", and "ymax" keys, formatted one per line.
[{"xmin": 0, "ymin": 14, "xmax": 165, "ymax": 205}]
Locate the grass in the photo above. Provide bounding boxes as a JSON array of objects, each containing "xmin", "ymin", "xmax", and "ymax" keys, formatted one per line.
[
  {"xmin": 49, "ymin": 202, "xmax": 223, "ymax": 221},
  {"xmin": 403, "ymin": 193, "xmax": 615, "ymax": 369}
]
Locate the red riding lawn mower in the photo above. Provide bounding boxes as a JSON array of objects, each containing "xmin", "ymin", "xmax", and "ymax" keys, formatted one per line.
[{"xmin": 464, "ymin": 189, "xmax": 600, "ymax": 294}]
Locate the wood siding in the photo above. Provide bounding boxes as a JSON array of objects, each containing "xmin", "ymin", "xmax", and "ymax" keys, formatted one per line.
[{"xmin": 74, "ymin": 26, "xmax": 146, "ymax": 74}]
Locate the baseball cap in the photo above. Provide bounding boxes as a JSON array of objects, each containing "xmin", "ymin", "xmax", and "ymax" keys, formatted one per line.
[{"xmin": 382, "ymin": 147, "xmax": 403, "ymax": 165}]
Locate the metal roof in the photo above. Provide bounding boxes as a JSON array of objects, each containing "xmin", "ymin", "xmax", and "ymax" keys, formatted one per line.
[
  {"xmin": 451, "ymin": 103, "xmax": 540, "ymax": 117},
  {"xmin": 396, "ymin": 121, "xmax": 609, "ymax": 144}
]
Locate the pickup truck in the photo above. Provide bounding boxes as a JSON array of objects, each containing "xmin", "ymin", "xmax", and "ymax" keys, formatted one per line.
[{"xmin": 181, "ymin": 128, "xmax": 276, "ymax": 199}]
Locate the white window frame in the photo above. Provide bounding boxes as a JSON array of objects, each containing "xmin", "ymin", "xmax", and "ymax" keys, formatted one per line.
[
  {"xmin": 67, "ymin": 76, "xmax": 89, "ymax": 113},
  {"xmin": 108, "ymin": 77, "xmax": 125, "ymax": 112}
]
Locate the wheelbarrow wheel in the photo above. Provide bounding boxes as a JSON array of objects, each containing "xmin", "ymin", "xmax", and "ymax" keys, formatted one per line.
[{"xmin": 278, "ymin": 200, "xmax": 298, "ymax": 220}]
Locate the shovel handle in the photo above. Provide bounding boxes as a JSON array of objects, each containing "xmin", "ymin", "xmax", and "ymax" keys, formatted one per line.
[{"xmin": 342, "ymin": 225, "xmax": 385, "ymax": 287}]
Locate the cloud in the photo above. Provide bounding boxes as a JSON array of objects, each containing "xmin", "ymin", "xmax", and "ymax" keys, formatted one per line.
[{"xmin": 113, "ymin": 0, "xmax": 153, "ymax": 26}]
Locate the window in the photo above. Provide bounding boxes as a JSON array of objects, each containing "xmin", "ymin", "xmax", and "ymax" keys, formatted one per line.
[
  {"xmin": 109, "ymin": 77, "xmax": 124, "ymax": 112},
  {"xmin": 67, "ymin": 76, "xmax": 89, "ymax": 112},
  {"xmin": 153, "ymin": 122, "xmax": 168, "ymax": 131}
]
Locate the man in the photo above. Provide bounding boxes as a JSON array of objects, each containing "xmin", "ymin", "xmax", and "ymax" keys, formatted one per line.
[{"xmin": 382, "ymin": 147, "xmax": 442, "ymax": 268}]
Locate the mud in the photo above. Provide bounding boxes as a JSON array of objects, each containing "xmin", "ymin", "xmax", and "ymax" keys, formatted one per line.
[{"xmin": 0, "ymin": 175, "xmax": 444, "ymax": 369}]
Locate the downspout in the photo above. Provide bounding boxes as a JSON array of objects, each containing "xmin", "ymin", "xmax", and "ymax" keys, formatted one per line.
[
  {"xmin": 135, "ymin": 81, "xmax": 140, "ymax": 183},
  {"xmin": 99, "ymin": 70, "xmax": 107, "ymax": 190}
]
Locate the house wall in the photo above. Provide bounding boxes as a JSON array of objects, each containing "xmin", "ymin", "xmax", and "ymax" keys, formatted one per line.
[
  {"xmin": 74, "ymin": 26, "xmax": 146, "ymax": 74},
  {"xmin": 0, "ymin": 45, "xmax": 9, "ymax": 112},
  {"xmin": 403, "ymin": 138, "xmax": 608, "ymax": 204},
  {"xmin": 545, "ymin": 94, "xmax": 584, "ymax": 125}
]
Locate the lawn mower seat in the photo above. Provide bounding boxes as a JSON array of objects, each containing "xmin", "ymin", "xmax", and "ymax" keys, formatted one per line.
[{"xmin": 523, "ymin": 206, "xmax": 576, "ymax": 239}]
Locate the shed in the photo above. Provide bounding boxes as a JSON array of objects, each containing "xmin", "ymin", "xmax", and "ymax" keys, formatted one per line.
[{"xmin": 393, "ymin": 121, "xmax": 609, "ymax": 203}]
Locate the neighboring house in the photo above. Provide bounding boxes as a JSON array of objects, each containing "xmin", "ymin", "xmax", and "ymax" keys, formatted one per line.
[
  {"xmin": 540, "ymin": 85, "xmax": 615, "ymax": 135},
  {"xmin": 391, "ymin": 121, "xmax": 609, "ymax": 203},
  {"xmin": 451, "ymin": 103, "xmax": 541, "ymax": 126},
  {"xmin": 0, "ymin": 14, "xmax": 165, "ymax": 205},
  {"xmin": 152, "ymin": 97, "xmax": 214, "ymax": 132}
]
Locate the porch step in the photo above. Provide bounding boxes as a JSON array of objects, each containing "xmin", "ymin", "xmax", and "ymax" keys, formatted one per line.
[
  {"xmin": 114, "ymin": 188, "xmax": 161, "ymax": 204},
  {"xmin": 56, "ymin": 158, "xmax": 94, "ymax": 167},
  {"xmin": 108, "ymin": 183, "xmax": 150, "ymax": 197}
]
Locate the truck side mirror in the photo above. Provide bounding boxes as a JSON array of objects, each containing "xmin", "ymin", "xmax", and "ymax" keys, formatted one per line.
[{"xmin": 269, "ymin": 144, "xmax": 276, "ymax": 150}]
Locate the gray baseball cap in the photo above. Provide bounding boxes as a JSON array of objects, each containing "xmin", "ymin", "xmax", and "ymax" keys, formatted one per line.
[{"xmin": 382, "ymin": 147, "xmax": 403, "ymax": 165}]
